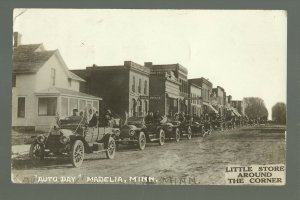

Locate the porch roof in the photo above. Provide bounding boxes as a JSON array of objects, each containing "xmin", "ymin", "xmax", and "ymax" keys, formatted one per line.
[{"xmin": 35, "ymin": 87, "xmax": 102, "ymax": 100}]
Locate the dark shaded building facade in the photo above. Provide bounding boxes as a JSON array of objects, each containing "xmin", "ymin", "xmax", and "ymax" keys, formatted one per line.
[
  {"xmin": 231, "ymin": 100, "xmax": 245, "ymax": 116},
  {"xmin": 145, "ymin": 62, "xmax": 189, "ymax": 115},
  {"xmin": 71, "ymin": 61, "xmax": 150, "ymax": 119},
  {"xmin": 212, "ymin": 86, "xmax": 226, "ymax": 115}
]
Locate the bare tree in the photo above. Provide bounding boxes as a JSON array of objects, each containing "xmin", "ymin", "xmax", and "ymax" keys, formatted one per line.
[
  {"xmin": 272, "ymin": 102, "xmax": 286, "ymax": 124},
  {"xmin": 244, "ymin": 97, "xmax": 268, "ymax": 119}
]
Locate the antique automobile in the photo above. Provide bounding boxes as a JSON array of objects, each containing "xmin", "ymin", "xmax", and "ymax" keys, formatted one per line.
[
  {"xmin": 190, "ymin": 120, "xmax": 205, "ymax": 137},
  {"xmin": 222, "ymin": 114, "xmax": 234, "ymax": 130},
  {"xmin": 113, "ymin": 116, "xmax": 165, "ymax": 150},
  {"xmin": 211, "ymin": 115, "xmax": 224, "ymax": 131},
  {"xmin": 29, "ymin": 114, "xmax": 118, "ymax": 167},
  {"xmin": 178, "ymin": 120, "xmax": 193, "ymax": 140},
  {"xmin": 160, "ymin": 117, "xmax": 181, "ymax": 142}
]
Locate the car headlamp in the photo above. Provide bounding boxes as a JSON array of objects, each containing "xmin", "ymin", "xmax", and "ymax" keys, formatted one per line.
[
  {"xmin": 59, "ymin": 135, "xmax": 69, "ymax": 144},
  {"xmin": 129, "ymin": 130, "xmax": 135, "ymax": 136},
  {"xmin": 36, "ymin": 135, "xmax": 45, "ymax": 144}
]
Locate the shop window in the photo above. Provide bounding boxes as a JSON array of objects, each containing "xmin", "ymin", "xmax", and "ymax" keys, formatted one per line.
[
  {"xmin": 38, "ymin": 97, "xmax": 57, "ymax": 116},
  {"xmin": 132, "ymin": 76, "xmax": 135, "ymax": 92},
  {"xmin": 17, "ymin": 97, "xmax": 25, "ymax": 118},
  {"xmin": 138, "ymin": 78, "xmax": 141, "ymax": 93}
]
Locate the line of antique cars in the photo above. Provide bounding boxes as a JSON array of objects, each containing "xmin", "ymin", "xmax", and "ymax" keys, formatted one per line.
[{"xmin": 29, "ymin": 111, "xmax": 250, "ymax": 167}]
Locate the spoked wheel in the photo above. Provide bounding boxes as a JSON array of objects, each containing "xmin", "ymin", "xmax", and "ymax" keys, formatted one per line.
[
  {"xmin": 158, "ymin": 129, "xmax": 165, "ymax": 146},
  {"xmin": 138, "ymin": 132, "xmax": 146, "ymax": 150},
  {"xmin": 29, "ymin": 142, "xmax": 44, "ymax": 164},
  {"xmin": 106, "ymin": 137, "xmax": 116, "ymax": 159},
  {"xmin": 175, "ymin": 128, "xmax": 180, "ymax": 142},
  {"xmin": 70, "ymin": 140, "xmax": 84, "ymax": 168},
  {"xmin": 186, "ymin": 126, "xmax": 192, "ymax": 140}
]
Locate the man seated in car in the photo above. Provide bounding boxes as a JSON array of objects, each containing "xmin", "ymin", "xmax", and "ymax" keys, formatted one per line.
[
  {"xmin": 88, "ymin": 109, "xmax": 98, "ymax": 127},
  {"xmin": 145, "ymin": 111, "xmax": 154, "ymax": 124},
  {"xmin": 68, "ymin": 109, "xmax": 83, "ymax": 121},
  {"xmin": 153, "ymin": 110, "xmax": 163, "ymax": 124}
]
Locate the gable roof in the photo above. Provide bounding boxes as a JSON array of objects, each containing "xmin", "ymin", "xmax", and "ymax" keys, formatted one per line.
[{"xmin": 13, "ymin": 43, "xmax": 85, "ymax": 82}]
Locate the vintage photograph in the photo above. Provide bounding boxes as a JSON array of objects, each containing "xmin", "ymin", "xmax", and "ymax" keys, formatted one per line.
[{"xmin": 11, "ymin": 9, "xmax": 286, "ymax": 185}]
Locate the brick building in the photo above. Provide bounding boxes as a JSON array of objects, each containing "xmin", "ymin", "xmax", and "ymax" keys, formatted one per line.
[
  {"xmin": 231, "ymin": 100, "xmax": 245, "ymax": 116},
  {"xmin": 188, "ymin": 78, "xmax": 217, "ymax": 114},
  {"xmin": 71, "ymin": 61, "xmax": 150, "ymax": 119},
  {"xmin": 145, "ymin": 62, "xmax": 189, "ymax": 115},
  {"xmin": 212, "ymin": 86, "xmax": 226, "ymax": 115},
  {"xmin": 188, "ymin": 80, "xmax": 202, "ymax": 116}
]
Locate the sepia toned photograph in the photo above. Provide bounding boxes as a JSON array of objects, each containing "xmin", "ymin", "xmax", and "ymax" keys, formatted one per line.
[{"xmin": 11, "ymin": 9, "xmax": 287, "ymax": 185}]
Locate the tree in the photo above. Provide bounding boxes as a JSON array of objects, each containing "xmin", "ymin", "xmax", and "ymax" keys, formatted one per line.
[
  {"xmin": 272, "ymin": 102, "xmax": 286, "ymax": 124},
  {"xmin": 244, "ymin": 97, "xmax": 268, "ymax": 119}
]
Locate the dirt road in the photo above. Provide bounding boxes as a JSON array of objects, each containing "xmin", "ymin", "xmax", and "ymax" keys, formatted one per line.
[{"xmin": 11, "ymin": 125, "xmax": 286, "ymax": 185}]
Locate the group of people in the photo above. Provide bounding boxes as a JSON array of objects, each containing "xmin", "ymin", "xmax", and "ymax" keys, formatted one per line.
[{"xmin": 70, "ymin": 108, "xmax": 114, "ymax": 127}]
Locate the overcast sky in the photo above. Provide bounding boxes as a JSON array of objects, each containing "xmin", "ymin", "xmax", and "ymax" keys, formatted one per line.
[{"xmin": 14, "ymin": 9, "xmax": 287, "ymax": 118}]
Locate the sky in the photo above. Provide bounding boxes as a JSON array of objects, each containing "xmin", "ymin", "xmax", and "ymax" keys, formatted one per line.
[{"xmin": 13, "ymin": 9, "xmax": 287, "ymax": 118}]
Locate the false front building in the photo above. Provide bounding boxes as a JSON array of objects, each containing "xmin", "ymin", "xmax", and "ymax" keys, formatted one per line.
[
  {"xmin": 145, "ymin": 62, "xmax": 189, "ymax": 116},
  {"xmin": 188, "ymin": 77, "xmax": 218, "ymax": 115},
  {"xmin": 71, "ymin": 61, "xmax": 150, "ymax": 119}
]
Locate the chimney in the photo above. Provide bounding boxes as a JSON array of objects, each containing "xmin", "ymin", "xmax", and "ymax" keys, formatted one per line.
[
  {"xmin": 13, "ymin": 32, "xmax": 22, "ymax": 47},
  {"xmin": 144, "ymin": 62, "xmax": 152, "ymax": 68},
  {"xmin": 124, "ymin": 61, "xmax": 132, "ymax": 67}
]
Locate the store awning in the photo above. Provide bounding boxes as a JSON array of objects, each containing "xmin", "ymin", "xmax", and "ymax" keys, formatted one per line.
[
  {"xmin": 203, "ymin": 102, "xmax": 218, "ymax": 114},
  {"xmin": 166, "ymin": 93, "xmax": 179, "ymax": 99},
  {"xmin": 231, "ymin": 107, "xmax": 241, "ymax": 117}
]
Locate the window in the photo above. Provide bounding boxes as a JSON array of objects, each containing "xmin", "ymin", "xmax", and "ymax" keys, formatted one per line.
[
  {"xmin": 38, "ymin": 97, "xmax": 57, "ymax": 116},
  {"xmin": 17, "ymin": 97, "xmax": 25, "ymax": 118},
  {"xmin": 61, "ymin": 97, "xmax": 68, "ymax": 117},
  {"xmin": 79, "ymin": 99, "xmax": 86, "ymax": 113},
  {"xmin": 12, "ymin": 74, "xmax": 16, "ymax": 87},
  {"xmin": 93, "ymin": 100, "xmax": 99, "ymax": 111},
  {"xmin": 132, "ymin": 76, "xmax": 135, "ymax": 92},
  {"xmin": 144, "ymin": 80, "xmax": 148, "ymax": 95},
  {"xmin": 51, "ymin": 68, "xmax": 56, "ymax": 86},
  {"xmin": 68, "ymin": 79, "xmax": 72, "ymax": 87},
  {"xmin": 138, "ymin": 78, "xmax": 141, "ymax": 93},
  {"xmin": 69, "ymin": 98, "xmax": 78, "ymax": 115}
]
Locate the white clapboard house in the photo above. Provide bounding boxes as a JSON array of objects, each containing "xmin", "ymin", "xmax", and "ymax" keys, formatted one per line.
[{"xmin": 12, "ymin": 33, "xmax": 101, "ymax": 132}]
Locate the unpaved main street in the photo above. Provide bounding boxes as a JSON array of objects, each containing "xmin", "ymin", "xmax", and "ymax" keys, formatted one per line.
[{"xmin": 12, "ymin": 125, "xmax": 285, "ymax": 185}]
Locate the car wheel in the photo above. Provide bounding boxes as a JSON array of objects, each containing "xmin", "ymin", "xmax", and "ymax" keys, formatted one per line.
[
  {"xmin": 115, "ymin": 142, "xmax": 120, "ymax": 151},
  {"xmin": 138, "ymin": 132, "xmax": 146, "ymax": 150},
  {"xmin": 106, "ymin": 137, "xmax": 116, "ymax": 159},
  {"xmin": 187, "ymin": 126, "xmax": 192, "ymax": 140},
  {"xmin": 175, "ymin": 128, "xmax": 180, "ymax": 142},
  {"xmin": 158, "ymin": 129, "xmax": 165, "ymax": 146},
  {"xmin": 29, "ymin": 142, "xmax": 44, "ymax": 164},
  {"xmin": 70, "ymin": 140, "xmax": 84, "ymax": 168}
]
